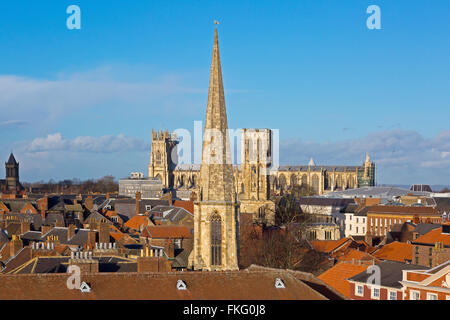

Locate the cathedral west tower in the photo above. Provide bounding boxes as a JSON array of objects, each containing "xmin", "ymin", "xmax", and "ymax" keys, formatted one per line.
[{"xmin": 191, "ymin": 25, "xmax": 240, "ymax": 271}]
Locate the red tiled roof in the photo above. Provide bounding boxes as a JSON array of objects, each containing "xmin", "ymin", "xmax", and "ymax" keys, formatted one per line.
[
  {"xmin": 142, "ymin": 225, "xmax": 192, "ymax": 239},
  {"xmin": 173, "ymin": 200, "xmax": 194, "ymax": 214},
  {"xmin": 413, "ymin": 227, "xmax": 450, "ymax": 246},
  {"xmin": 124, "ymin": 215, "xmax": 151, "ymax": 230},
  {"xmin": 311, "ymin": 238, "xmax": 351, "ymax": 254},
  {"xmin": 318, "ymin": 262, "xmax": 368, "ymax": 298},
  {"xmin": 104, "ymin": 210, "xmax": 117, "ymax": 217},
  {"xmin": 372, "ymin": 241, "xmax": 413, "ymax": 262},
  {"xmin": 336, "ymin": 249, "xmax": 376, "ymax": 263}
]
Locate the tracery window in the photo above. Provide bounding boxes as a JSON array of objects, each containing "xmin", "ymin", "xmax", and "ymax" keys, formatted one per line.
[{"xmin": 210, "ymin": 213, "xmax": 222, "ymax": 266}]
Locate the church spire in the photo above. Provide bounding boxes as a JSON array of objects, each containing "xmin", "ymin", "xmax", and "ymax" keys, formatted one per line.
[{"xmin": 198, "ymin": 25, "xmax": 234, "ymax": 202}]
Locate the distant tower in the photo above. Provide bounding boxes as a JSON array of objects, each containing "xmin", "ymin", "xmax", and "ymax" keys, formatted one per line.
[
  {"xmin": 148, "ymin": 130, "xmax": 177, "ymax": 189},
  {"xmin": 192, "ymin": 26, "xmax": 240, "ymax": 271},
  {"xmin": 241, "ymin": 129, "xmax": 272, "ymax": 201},
  {"xmin": 358, "ymin": 152, "xmax": 375, "ymax": 187},
  {"xmin": 5, "ymin": 153, "xmax": 20, "ymax": 192}
]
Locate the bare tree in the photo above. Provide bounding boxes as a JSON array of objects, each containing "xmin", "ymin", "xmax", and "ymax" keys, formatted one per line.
[{"xmin": 239, "ymin": 191, "xmax": 327, "ymax": 273}]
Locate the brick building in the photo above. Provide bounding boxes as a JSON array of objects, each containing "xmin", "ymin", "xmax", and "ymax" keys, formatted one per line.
[
  {"xmin": 400, "ymin": 260, "xmax": 450, "ymax": 300},
  {"xmin": 348, "ymin": 261, "xmax": 427, "ymax": 300},
  {"xmin": 411, "ymin": 223, "xmax": 450, "ymax": 267},
  {"xmin": 366, "ymin": 205, "xmax": 442, "ymax": 243}
]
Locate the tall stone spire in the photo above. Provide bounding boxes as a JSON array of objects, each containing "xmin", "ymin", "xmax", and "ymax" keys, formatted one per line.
[
  {"xmin": 191, "ymin": 25, "xmax": 239, "ymax": 271},
  {"xmin": 198, "ymin": 26, "xmax": 234, "ymax": 202}
]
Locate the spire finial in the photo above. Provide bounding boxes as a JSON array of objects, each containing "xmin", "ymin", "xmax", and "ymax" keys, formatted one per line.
[{"xmin": 214, "ymin": 20, "xmax": 219, "ymax": 27}]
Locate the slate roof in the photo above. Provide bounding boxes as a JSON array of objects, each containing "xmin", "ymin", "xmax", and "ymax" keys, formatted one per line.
[
  {"xmin": 150, "ymin": 205, "xmax": 193, "ymax": 223},
  {"xmin": 324, "ymin": 186, "xmax": 431, "ymax": 199},
  {"xmin": 6, "ymin": 153, "xmax": 18, "ymax": 165},
  {"xmin": 349, "ymin": 261, "xmax": 428, "ymax": 288},
  {"xmin": 21, "ymin": 227, "xmax": 91, "ymax": 246},
  {"xmin": 0, "ymin": 213, "xmax": 42, "ymax": 230},
  {"xmin": 0, "ymin": 229, "xmax": 8, "ymax": 244},
  {"xmin": 433, "ymin": 197, "xmax": 450, "ymax": 214},
  {"xmin": 298, "ymin": 197, "xmax": 355, "ymax": 207},
  {"xmin": 413, "ymin": 223, "xmax": 441, "ymax": 236},
  {"xmin": 8, "ymin": 255, "xmax": 137, "ymax": 274},
  {"xmin": 0, "ymin": 200, "xmax": 38, "ymax": 212},
  {"xmin": 171, "ymin": 248, "xmax": 192, "ymax": 269}
]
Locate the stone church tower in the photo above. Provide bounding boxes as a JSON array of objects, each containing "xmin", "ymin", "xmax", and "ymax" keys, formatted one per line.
[
  {"xmin": 5, "ymin": 153, "xmax": 20, "ymax": 191},
  {"xmin": 148, "ymin": 130, "xmax": 177, "ymax": 189},
  {"xmin": 191, "ymin": 26, "xmax": 240, "ymax": 271}
]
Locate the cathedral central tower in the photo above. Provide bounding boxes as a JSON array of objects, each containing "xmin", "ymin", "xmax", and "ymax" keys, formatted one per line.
[{"xmin": 191, "ymin": 26, "xmax": 240, "ymax": 271}]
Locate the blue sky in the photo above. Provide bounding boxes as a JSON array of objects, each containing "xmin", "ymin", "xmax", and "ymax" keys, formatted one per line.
[{"xmin": 0, "ymin": 1, "xmax": 449, "ymax": 185}]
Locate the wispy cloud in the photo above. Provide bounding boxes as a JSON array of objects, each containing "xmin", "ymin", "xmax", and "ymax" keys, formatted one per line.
[
  {"xmin": 0, "ymin": 120, "xmax": 29, "ymax": 127},
  {"xmin": 280, "ymin": 129, "xmax": 450, "ymax": 184},
  {"xmin": 26, "ymin": 133, "xmax": 147, "ymax": 153},
  {"xmin": 0, "ymin": 66, "xmax": 206, "ymax": 127}
]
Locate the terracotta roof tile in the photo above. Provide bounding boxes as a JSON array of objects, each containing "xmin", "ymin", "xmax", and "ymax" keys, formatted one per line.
[
  {"xmin": 124, "ymin": 215, "xmax": 151, "ymax": 230},
  {"xmin": 318, "ymin": 262, "xmax": 368, "ymax": 298},
  {"xmin": 413, "ymin": 227, "xmax": 450, "ymax": 246},
  {"xmin": 0, "ymin": 267, "xmax": 341, "ymax": 300},
  {"xmin": 142, "ymin": 225, "xmax": 192, "ymax": 239},
  {"xmin": 311, "ymin": 238, "xmax": 351, "ymax": 254},
  {"xmin": 372, "ymin": 241, "xmax": 413, "ymax": 262},
  {"xmin": 336, "ymin": 249, "xmax": 376, "ymax": 263},
  {"xmin": 173, "ymin": 200, "xmax": 194, "ymax": 214}
]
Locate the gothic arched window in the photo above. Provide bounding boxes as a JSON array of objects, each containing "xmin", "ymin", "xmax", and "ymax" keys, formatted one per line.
[
  {"xmin": 290, "ymin": 175, "xmax": 297, "ymax": 187},
  {"xmin": 210, "ymin": 213, "xmax": 222, "ymax": 266},
  {"xmin": 155, "ymin": 151, "xmax": 162, "ymax": 165},
  {"xmin": 312, "ymin": 174, "xmax": 320, "ymax": 193}
]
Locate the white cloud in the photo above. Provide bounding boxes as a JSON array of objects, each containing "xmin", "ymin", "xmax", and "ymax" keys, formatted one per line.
[
  {"xmin": 25, "ymin": 132, "xmax": 147, "ymax": 153},
  {"xmin": 280, "ymin": 129, "xmax": 450, "ymax": 184},
  {"xmin": 0, "ymin": 67, "xmax": 205, "ymax": 127}
]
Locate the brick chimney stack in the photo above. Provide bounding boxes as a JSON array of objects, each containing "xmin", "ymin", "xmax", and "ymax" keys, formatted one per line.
[
  {"xmin": 99, "ymin": 222, "xmax": 110, "ymax": 244},
  {"xmin": 37, "ymin": 195, "xmax": 48, "ymax": 219},
  {"xmin": 69, "ymin": 252, "xmax": 98, "ymax": 274},
  {"xmin": 41, "ymin": 225, "xmax": 52, "ymax": 236},
  {"xmin": 164, "ymin": 239, "xmax": 175, "ymax": 259},
  {"xmin": 10, "ymin": 235, "xmax": 23, "ymax": 257},
  {"xmin": 20, "ymin": 220, "xmax": 30, "ymax": 234},
  {"xmin": 67, "ymin": 224, "xmax": 76, "ymax": 240},
  {"xmin": 135, "ymin": 191, "xmax": 141, "ymax": 216},
  {"xmin": 87, "ymin": 229, "xmax": 96, "ymax": 249}
]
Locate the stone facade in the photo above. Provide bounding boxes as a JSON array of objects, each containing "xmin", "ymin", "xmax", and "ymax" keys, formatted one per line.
[
  {"xmin": 0, "ymin": 153, "xmax": 25, "ymax": 194},
  {"xmin": 190, "ymin": 28, "xmax": 239, "ymax": 271},
  {"xmin": 118, "ymin": 175, "xmax": 163, "ymax": 199}
]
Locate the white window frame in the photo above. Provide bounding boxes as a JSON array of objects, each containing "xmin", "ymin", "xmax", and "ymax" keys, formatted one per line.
[
  {"xmin": 410, "ymin": 290, "xmax": 420, "ymax": 300},
  {"xmin": 355, "ymin": 284, "xmax": 364, "ymax": 297},
  {"xmin": 389, "ymin": 290, "xmax": 397, "ymax": 300},
  {"xmin": 427, "ymin": 293, "xmax": 438, "ymax": 300},
  {"xmin": 446, "ymin": 295, "xmax": 450, "ymax": 300},
  {"xmin": 371, "ymin": 286, "xmax": 380, "ymax": 300}
]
